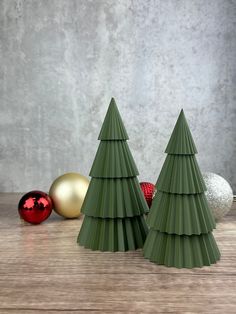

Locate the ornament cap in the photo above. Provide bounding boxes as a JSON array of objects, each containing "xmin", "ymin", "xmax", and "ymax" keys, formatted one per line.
[
  {"xmin": 98, "ymin": 98, "xmax": 129, "ymax": 140},
  {"xmin": 165, "ymin": 109, "xmax": 198, "ymax": 155}
]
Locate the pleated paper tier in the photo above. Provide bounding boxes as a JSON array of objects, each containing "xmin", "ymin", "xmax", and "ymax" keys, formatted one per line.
[
  {"xmin": 143, "ymin": 230, "xmax": 220, "ymax": 268},
  {"xmin": 98, "ymin": 98, "xmax": 129, "ymax": 140},
  {"xmin": 157, "ymin": 154, "xmax": 206, "ymax": 194},
  {"xmin": 147, "ymin": 191, "xmax": 215, "ymax": 235},
  {"xmin": 78, "ymin": 216, "xmax": 148, "ymax": 252},
  {"xmin": 165, "ymin": 109, "xmax": 197, "ymax": 155},
  {"xmin": 90, "ymin": 141, "xmax": 139, "ymax": 178},
  {"xmin": 81, "ymin": 177, "xmax": 149, "ymax": 218}
]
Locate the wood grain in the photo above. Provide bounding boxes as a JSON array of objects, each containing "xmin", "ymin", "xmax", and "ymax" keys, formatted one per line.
[{"xmin": 0, "ymin": 193, "xmax": 236, "ymax": 313}]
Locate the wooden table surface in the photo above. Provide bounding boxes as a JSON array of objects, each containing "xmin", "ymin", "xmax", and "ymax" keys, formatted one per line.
[{"xmin": 0, "ymin": 193, "xmax": 236, "ymax": 314}]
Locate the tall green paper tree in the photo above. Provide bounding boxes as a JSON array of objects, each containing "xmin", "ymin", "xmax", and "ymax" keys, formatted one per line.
[
  {"xmin": 143, "ymin": 109, "xmax": 220, "ymax": 268},
  {"xmin": 78, "ymin": 98, "xmax": 149, "ymax": 251}
]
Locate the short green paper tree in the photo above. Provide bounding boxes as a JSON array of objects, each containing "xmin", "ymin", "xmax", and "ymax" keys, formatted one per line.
[
  {"xmin": 78, "ymin": 98, "xmax": 149, "ymax": 251},
  {"xmin": 143, "ymin": 109, "xmax": 220, "ymax": 268}
]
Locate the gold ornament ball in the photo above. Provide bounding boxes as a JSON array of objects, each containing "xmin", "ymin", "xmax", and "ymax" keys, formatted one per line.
[{"xmin": 49, "ymin": 173, "xmax": 89, "ymax": 218}]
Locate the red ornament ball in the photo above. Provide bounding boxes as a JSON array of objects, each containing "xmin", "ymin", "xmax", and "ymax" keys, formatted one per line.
[
  {"xmin": 140, "ymin": 182, "xmax": 156, "ymax": 208},
  {"xmin": 18, "ymin": 191, "xmax": 53, "ymax": 225}
]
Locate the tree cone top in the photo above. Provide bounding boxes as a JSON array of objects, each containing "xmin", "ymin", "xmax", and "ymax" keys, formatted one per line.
[
  {"xmin": 165, "ymin": 109, "xmax": 197, "ymax": 155},
  {"xmin": 98, "ymin": 98, "xmax": 129, "ymax": 140}
]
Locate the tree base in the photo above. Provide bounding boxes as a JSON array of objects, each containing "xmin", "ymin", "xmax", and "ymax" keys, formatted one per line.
[
  {"xmin": 78, "ymin": 215, "xmax": 148, "ymax": 252},
  {"xmin": 143, "ymin": 230, "xmax": 220, "ymax": 268}
]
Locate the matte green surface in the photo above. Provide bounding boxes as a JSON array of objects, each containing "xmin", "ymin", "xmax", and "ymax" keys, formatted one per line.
[
  {"xmin": 78, "ymin": 98, "xmax": 148, "ymax": 252},
  {"xmin": 81, "ymin": 177, "xmax": 149, "ymax": 218},
  {"xmin": 90, "ymin": 141, "xmax": 139, "ymax": 178},
  {"xmin": 78, "ymin": 215, "xmax": 148, "ymax": 252},
  {"xmin": 98, "ymin": 98, "xmax": 129, "ymax": 140},
  {"xmin": 144, "ymin": 109, "xmax": 220, "ymax": 268},
  {"xmin": 143, "ymin": 230, "xmax": 220, "ymax": 268},
  {"xmin": 157, "ymin": 154, "xmax": 206, "ymax": 194},
  {"xmin": 147, "ymin": 191, "xmax": 215, "ymax": 235},
  {"xmin": 165, "ymin": 109, "xmax": 197, "ymax": 155}
]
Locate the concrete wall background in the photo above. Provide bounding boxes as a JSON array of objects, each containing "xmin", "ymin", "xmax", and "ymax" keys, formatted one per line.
[{"xmin": 0, "ymin": 0, "xmax": 236, "ymax": 192}]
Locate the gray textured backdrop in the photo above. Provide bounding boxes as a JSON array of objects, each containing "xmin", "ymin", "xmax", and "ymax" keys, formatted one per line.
[{"xmin": 0, "ymin": 0, "xmax": 236, "ymax": 192}]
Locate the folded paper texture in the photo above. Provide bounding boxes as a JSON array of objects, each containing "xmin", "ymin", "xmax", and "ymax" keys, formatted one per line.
[
  {"xmin": 78, "ymin": 98, "xmax": 149, "ymax": 251},
  {"xmin": 79, "ymin": 216, "xmax": 148, "ymax": 252},
  {"xmin": 82, "ymin": 177, "xmax": 149, "ymax": 218},
  {"xmin": 143, "ymin": 231, "xmax": 220, "ymax": 268},
  {"xmin": 157, "ymin": 155, "xmax": 206, "ymax": 194},
  {"xmin": 143, "ymin": 109, "xmax": 220, "ymax": 268},
  {"xmin": 165, "ymin": 109, "xmax": 197, "ymax": 155},
  {"xmin": 89, "ymin": 141, "xmax": 139, "ymax": 178},
  {"xmin": 98, "ymin": 97, "xmax": 129, "ymax": 140},
  {"xmin": 147, "ymin": 191, "xmax": 215, "ymax": 235}
]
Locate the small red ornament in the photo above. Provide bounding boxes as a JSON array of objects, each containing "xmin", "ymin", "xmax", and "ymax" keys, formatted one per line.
[
  {"xmin": 18, "ymin": 191, "xmax": 53, "ymax": 225},
  {"xmin": 140, "ymin": 182, "xmax": 156, "ymax": 208}
]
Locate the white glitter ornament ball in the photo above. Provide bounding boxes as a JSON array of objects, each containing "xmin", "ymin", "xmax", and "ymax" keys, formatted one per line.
[{"xmin": 203, "ymin": 172, "xmax": 233, "ymax": 221}]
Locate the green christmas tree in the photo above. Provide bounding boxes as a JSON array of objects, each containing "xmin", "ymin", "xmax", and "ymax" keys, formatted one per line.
[
  {"xmin": 143, "ymin": 109, "xmax": 220, "ymax": 268},
  {"xmin": 78, "ymin": 98, "xmax": 149, "ymax": 251}
]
